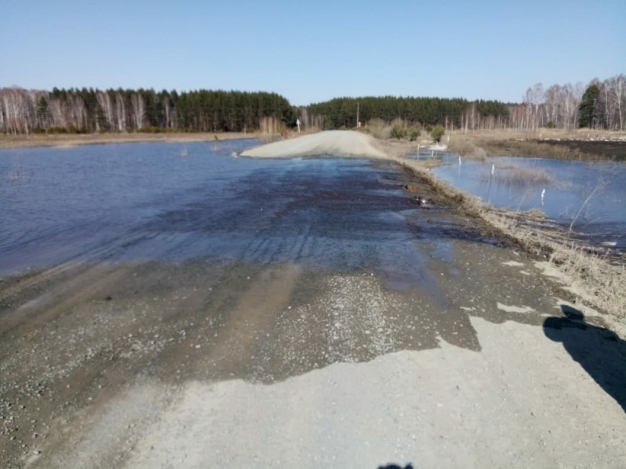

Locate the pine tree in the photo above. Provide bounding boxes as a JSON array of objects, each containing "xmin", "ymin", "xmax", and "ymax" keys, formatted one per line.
[
  {"xmin": 36, "ymin": 96, "xmax": 49, "ymax": 130},
  {"xmin": 578, "ymin": 84, "xmax": 600, "ymax": 128}
]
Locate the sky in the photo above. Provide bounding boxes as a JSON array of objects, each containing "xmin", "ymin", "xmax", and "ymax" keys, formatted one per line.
[{"xmin": 2, "ymin": 0, "xmax": 625, "ymax": 105}]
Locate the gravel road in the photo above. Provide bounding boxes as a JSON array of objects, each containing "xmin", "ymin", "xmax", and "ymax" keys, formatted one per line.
[
  {"xmin": 1, "ymin": 132, "xmax": 625, "ymax": 468},
  {"xmin": 240, "ymin": 131, "xmax": 386, "ymax": 158}
]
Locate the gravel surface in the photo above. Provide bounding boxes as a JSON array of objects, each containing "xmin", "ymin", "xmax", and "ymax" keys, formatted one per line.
[
  {"xmin": 240, "ymin": 131, "xmax": 386, "ymax": 158},
  {"xmin": 1, "ymin": 132, "xmax": 625, "ymax": 468}
]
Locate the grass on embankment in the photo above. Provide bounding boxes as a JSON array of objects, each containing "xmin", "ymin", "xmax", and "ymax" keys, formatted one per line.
[{"xmin": 391, "ymin": 153, "xmax": 625, "ymax": 325}]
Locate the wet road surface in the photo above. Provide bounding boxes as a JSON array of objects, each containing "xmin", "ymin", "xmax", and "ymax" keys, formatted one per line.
[{"xmin": 1, "ymin": 142, "xmax": 625, "ymax": 468}]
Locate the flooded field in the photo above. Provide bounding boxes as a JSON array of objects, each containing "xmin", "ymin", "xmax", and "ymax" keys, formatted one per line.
[{"xmin": 431, "ymin": 154, "xmax": 626, "ymax": 251}]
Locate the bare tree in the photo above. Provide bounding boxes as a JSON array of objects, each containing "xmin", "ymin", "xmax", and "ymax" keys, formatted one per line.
[
  {"xmin": 96, "ymin": 92, "xmax": 112, "ymax": 131},
  {"xmin": 605, "ymin": 74, "xmax": 625, "ymax": 130},
  {"xmin": 1, "ymin": 88, "xmax": 30, "ymax": 134},
  {"xmin": 544, "ymin": 84, "xmax": 561, "ymax": 126},
  {"xmin": 130, "ymin": 93, "xmax": 144, "ymax": 130},
  {"xmin": 115, "ymin": 93, "xmax": 126, "ymax": 131},
  {"xmin": 523, "ymin": 84, "xmax": 545, "ymax": 131},
  {"xmin": 561, "ymin": 83, "xmax": 583, "ymax": 130}
]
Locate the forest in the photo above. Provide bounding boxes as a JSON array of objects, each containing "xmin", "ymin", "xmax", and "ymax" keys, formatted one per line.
[
  {"xmin": 1, "ymin": 74, "xmax": 624, "ymax": 134},
  {"xmin": 301, "ymin": 96, "xmax": 509, "ymax": 131},
  {"xmin": 302, "ymin": 75, "xmax": 626, "ymax": 132},
  {"xmin": 513, "ymin": 74, "xmax": 626, "ymax": 131},
  {"xmin": 0, "ymin": 88, "xmax": 296, "ymax": 134}
]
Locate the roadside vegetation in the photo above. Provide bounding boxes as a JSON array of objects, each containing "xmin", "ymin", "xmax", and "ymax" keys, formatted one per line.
[{"xmin": 393, "ymin": 153, "xmax": 626, "ymax": 324}]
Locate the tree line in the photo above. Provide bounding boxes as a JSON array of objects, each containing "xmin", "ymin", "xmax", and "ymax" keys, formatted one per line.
[
  {"xmin": 301, "ymin": 96, "xmax": 510, "ymax": 132},
  {"xmin": 515, "ymin": 74, "xmax": 626, "ymax": 131},
  {"xmin": 302, "ymin": 74, "xmax": 625, "ymax": 132},
  {"xmin": 0, "ymin": 87, "xmax": 296, "ymax": 134},
  {"xmin": 1, "ymin": 74, "xmax": 624, "ymax": 135}
]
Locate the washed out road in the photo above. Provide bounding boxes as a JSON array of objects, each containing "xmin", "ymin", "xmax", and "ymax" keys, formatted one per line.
[{"xmin": 0, "ymin": 133, "xmax": 625, "ymax": 468}]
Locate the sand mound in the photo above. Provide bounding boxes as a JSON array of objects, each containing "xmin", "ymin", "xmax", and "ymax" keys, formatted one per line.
[{"xmin": 240, "ymin": 130, "xmax": 387, "ymax": 158}]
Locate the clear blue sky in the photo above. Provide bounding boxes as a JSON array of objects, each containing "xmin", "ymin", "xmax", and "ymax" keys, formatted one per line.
[{"xmin": 2, "ymin": 0, "xmax": 625, "ymax": 105}]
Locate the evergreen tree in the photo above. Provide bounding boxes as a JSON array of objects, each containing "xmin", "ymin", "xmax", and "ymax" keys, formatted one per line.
[
  {"xmin": 36, "ymin": 96, "xmax": 49, "ymax": 129},
  {"xmin": 578, "ymin": 84, "xmax": 600, "ymax": 128},
  {"xmin": 305, "ymin": 96, "xmax": 509, "ymax": 130}
]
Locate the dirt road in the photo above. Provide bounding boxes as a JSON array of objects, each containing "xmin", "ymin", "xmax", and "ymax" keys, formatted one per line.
[{"xmin": 1, "ymin": 133, "xmax": 625, "ymax": 468}]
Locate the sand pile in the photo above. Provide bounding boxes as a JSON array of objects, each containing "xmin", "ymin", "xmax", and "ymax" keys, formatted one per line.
[{"xmin": 240, "ymin": 130, "xmax": 387, "ymax": 158}]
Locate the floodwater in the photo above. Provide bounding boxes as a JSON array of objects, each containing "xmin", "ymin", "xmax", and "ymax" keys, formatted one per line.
[
  {"xmin": 0, "ymin": 140, "xmax": 457, "ymax": 287},
  {"xmin": 431, "ymin": 154, "xmax": 626, "ymax": 250},
  {"xmin": 5, "ymin": 140, "xmax": 626, "ymax": 469}
]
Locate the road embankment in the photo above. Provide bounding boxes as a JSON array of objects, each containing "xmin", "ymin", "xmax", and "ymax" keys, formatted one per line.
[{"xmin": 240, "ymin": 130, "xmax": 386, "ymax": 158}]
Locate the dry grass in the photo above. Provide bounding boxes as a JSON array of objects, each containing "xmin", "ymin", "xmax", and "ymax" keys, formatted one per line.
[
  {"xmin": 364, "ymin": 118, "xmax": 392, "ymax": 140},
  {"xmin": 447, "ymin": 133, "xmax": 586, "ymax": 160},
  {"xmin": 371, "ymin": 138, "xmax": 421, "ymax": 159},
  {"xmin": 392, "ymin": 154, "xmax": 626, "ymax": 323},
  {"xmin": 485, "ymin": 139, "xmax": 589, "ymax": 160},
  {"xmin": 484, "ymin": 209, "xmax": 626, "ymax": 320},
  {"xmin": 447, "ymin": 137, "xmax": 488, "ymax": 160},
  {"xmin": 479, "ymin": 164, "xmax": 553, "ymax": 187},
  {"xmin": 545, "ymin": 242, "xmax": 626, "ymax": 315},
  {"xmin": 447, "ymin": 129, "xmax": 626, "ymax": 162}
]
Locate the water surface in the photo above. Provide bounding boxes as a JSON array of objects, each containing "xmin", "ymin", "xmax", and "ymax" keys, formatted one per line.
[
  {"xmin": 431, "ymin": 154, "xmax": 626, "ymax": 250},
  {"xmin": 1, "ymin": 140, "xmax": 450, "ymax": 282}
]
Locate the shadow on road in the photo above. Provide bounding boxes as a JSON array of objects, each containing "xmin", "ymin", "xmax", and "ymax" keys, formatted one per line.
[
  {"xmin": 543, "ymin": 305, "xmax": 626, "ymax": 413},
  {"xmin": 378, "ymin": 464, "xmax": 414, "ymax": 469}
]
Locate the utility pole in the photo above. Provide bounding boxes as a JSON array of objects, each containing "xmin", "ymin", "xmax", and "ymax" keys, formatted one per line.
[{"xmin": 356, "ymin": 101, "xmax": 360, "ymax": 128}]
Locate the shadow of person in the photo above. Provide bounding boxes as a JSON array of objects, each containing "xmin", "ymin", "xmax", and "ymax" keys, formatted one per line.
[
  {"xmin": 378, "ymin": 465, "xmax": 414, "ymax": 469},
  {"xmin": 544, "ymin": 305, "xmax": 626, "ymax": 413}
]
